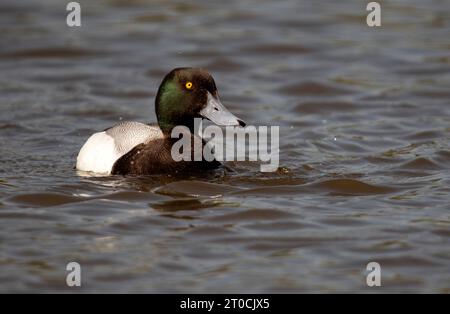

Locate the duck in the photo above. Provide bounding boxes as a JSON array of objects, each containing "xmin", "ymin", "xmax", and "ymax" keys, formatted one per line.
[{"xmin": 76, "ymin": 67, "xmax": 246, "ymax": 175}]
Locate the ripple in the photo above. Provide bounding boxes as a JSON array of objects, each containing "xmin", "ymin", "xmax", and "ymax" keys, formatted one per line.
[
  {"xmin": 201, "ymin": 57, "xmax": 246, "ymax": 72},
  {"xmin": 0, "ymin": 211, "xmax": 60, "ymax": 221},
  {"xmin": 154, "ymin": 180, "xmax": 240, "ymax": 198},
  {"xmin": 241, "ymin": 43, "xmax": 312, "ymax": 55},
  {"xmin": 399, "ymin": 157, "xmax": 443, "ymax": 170},
  {"xmin": 151, "ymin": 198, "xmax": 225, "ymax": 212},
  {"xmin": 1, "ymin": 47, "xmax": 104, "ymax": 59},
  {"xmin": 7, "ymin": 193, "xmax": 83, "ymax": 207},
  {"xmin": 100, "ymin": 191, "xmax": 156, "ymax": 202},
  {"xmin": 402, "ymin": 130, "xmax": 446, "ymax": 141},
  {"xmin": 277, "ymin": 81, "xmax": 353, "ymax": 96},
  {"xmin": 318, "ymin": 216, "xmax": 370, "ymax": 227},
  {"xmin": 308, "ymin": 179, "xmax": 397, "ymax": 196},
  {"xmin": 435, "ymin": 150, "xmax": 450, "ymax": 163},
  {"xmin": 207, "ymin": 209, "xmax": 297, "ymax": 222},
  {"xmin": 230, "ymin": 185, "xmax": 303, "ymax": 196},
  {"xmin": 185, "ymin": 226, "xmax": 236, "ymax": 237},
  {"xmin": 375, "ymin": 256, "xmax": 440, "ymax": 267},
  {"xmin": 294, "ymin": 101, "xmax": 357, "ymax": 114}
]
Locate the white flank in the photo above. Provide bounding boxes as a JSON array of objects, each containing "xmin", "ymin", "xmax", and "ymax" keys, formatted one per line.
[{"xmin": 76, "ymin": 131, "xmax": 119, "ymax": 174}]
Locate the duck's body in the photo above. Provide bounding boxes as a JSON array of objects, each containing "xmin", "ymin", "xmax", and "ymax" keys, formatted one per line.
[
  {"xmin": 111, "ymin": 133, "xmax": 221, "ymax": 175},
  {"xmin": 76, "ymin": 68, "xmax": 245, "ymax": 175}
]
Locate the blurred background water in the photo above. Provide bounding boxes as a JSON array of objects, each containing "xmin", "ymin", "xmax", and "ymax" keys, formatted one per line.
[{"xmin": 0, "ymin": 0, "xmax": 449, "ymax": 292}]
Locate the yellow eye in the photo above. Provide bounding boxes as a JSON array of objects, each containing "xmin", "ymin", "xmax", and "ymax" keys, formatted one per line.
[{"xmin": 185, "ymin": 81, "xmax": 193, "ymax": 90}]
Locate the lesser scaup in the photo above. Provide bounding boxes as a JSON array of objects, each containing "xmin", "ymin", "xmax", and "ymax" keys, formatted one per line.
[{"xmin": 76, "ymin": 67, "xmax": 246, "ymax": 175}]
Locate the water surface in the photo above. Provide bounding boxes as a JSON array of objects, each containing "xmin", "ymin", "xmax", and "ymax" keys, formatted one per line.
[{"xmin": 0, "ymin": 0, "xmax": 450, "ymax": 293}]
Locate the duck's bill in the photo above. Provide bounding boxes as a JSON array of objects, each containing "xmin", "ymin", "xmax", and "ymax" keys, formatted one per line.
[{"xmin": 200, "ymin": 92, "xmax": 246, "ymax": 127}]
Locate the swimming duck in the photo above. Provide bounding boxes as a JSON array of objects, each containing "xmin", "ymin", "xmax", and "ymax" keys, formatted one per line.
[{"xmin": 76, "ymin": 67, "xmax": 246, "ymax": 175}]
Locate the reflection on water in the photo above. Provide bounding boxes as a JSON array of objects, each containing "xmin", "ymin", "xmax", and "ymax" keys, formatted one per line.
[{"xmin": 0, "ymin": 0, "xmax": 450, "ymax": 292}]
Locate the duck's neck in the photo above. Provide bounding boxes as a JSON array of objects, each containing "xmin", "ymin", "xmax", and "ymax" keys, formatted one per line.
[{"xmin": 161, "ymin": 121, "xmax": 196, "ymax": 138}]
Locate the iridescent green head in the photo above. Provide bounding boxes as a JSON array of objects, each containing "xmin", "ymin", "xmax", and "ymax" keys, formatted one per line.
[{"xmin": 155, "ymin": 67, "xmax": 245, "ymax": 134}]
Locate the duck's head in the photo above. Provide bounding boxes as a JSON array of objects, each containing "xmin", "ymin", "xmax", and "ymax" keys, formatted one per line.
[{"xmin": 155, "ymin": 67, "xmax": 246, "ymax": 134}]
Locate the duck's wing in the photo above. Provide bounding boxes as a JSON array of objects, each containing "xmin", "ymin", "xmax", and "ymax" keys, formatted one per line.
[
  {"xmin": 104, "ymin": 121, "xmax": 163, "ymax": 156},
  {"xmin": 76, "ymin": 121, "xmax": 163, "ymax": 174}
]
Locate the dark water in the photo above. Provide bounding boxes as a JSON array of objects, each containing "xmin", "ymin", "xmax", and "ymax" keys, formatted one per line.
[{"xmin": 1, "ymin": 0, "xmax": 450, "ymax": 293}]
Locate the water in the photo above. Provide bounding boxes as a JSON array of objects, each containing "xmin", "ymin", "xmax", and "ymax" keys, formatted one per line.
[{"xmin": 1, "ymin": 0, "xmax": 450, "ymax": 293}]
